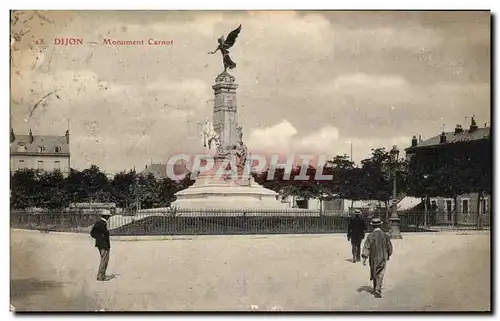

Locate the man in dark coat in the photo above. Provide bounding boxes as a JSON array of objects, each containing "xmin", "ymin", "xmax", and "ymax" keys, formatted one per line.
[
  {"xmin": 362, "ymin": 217, "xmax": 393, "ymax": 298},
  {"xmin": 347, "ymin": 209, "xmax": 366, "ymax": 263},
  {"xmin": 90, "ymin": 210, "xmax": 112, "ymax": 281}
]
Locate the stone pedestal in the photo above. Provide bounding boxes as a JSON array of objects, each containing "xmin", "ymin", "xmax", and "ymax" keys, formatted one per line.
[{"xmin": 389, "ymin": 217, "xmax": 403, "ymax": 239}]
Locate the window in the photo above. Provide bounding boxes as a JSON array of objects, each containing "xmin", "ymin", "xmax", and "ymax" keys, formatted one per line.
[
  {"xmin": 17, "ymin": 160, "xmax": 25, "ymax": 170},
  {"xmin": 37, "ymin": 146, "xmax": 45, "ymax": 152},
  {"xmin": 461, "ymin": 199, "xmax": 470, "ymax": 215},
  {"xmin": 54, "ymin": 160, "xmax": 61, "ymax": 170},
  {"xmin": 445, "ymin": 199, "xmax": 453, "ymax": 221},
  {"xmin": 481, "ymin": 197, "xmax": 489, "ymax": 214},
  {"xmin": 54, "ymin": 146, "xmax": 61, "ymax": 153},
  {"xmin": 37, "ymin": 160, "xmax": 44, "ymax": 169}
]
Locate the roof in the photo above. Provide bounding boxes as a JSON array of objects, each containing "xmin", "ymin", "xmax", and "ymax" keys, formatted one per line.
[
  {"xmin": 10, "ymin": 134, "xmax": 69, "ymax": 155},
  {"xmin": 406, "ymin": 127, "xmax": 490, "ymax": 151},
  {"xmin": 141, "ymin": 163, "xmax": 167, "ymax": 180},
  {"xmin": 396, "ymin": 197, "xmax": 421, "ymax": 211}
]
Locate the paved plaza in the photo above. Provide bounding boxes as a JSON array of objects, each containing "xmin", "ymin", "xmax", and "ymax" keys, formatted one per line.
[{"xmin": 11, "ymin": 229, "xmax": 490, "ymax": 311}]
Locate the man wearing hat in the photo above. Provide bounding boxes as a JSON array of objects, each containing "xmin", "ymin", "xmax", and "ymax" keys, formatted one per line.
[
  {"xmin": 90, "ymin": 209, "xmax": 112, "ymax": 281},
  {"xmin": 347, "ymin": 209, "xmax": 366, "ymax": 263},
  {"xmin": 362, "ymin": 217, "xmax": 393, "ymax": 298}
]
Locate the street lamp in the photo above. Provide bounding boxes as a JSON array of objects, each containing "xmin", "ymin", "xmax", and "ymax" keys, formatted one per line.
[
  {"xmin": 135, "ymin": 177, "xmax": 142, "ymax": 213},
  {"xmin": 388, "ymin": 145, "xmax": 403, "ymax": 239}
]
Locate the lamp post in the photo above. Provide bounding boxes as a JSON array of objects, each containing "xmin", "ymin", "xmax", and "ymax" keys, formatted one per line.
[
  {"xmin": 135, "ymin": 177, "xmax": 141, "ymax": 213},
  {"xmin": 388, "ymin": 145, "xmax": 403, "ymax": 239}
]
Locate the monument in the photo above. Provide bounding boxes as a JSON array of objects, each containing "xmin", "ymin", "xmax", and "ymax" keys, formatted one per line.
[{"xmin": 170, "ymin": 25, "xmax": 286, "ymax": 210}]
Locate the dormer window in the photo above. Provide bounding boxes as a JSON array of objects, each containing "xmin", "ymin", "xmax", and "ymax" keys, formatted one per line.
[
  {"xmin": 37, "ymin": 146, "xmax": 45, "ymax": 152},
  {"xmin": 54, "ymin": 146, "xmax": 61, "ymax": 153}
]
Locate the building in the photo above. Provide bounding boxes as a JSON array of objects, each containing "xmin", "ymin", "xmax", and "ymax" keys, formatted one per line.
[
  {"xmin": 10, "ymin": 129, "xmax": 70, "ymax": 176},
  {"xmin": 281, "ymin": 195, "xmax": 420, "ymax": 215},
  {"xmin": 141, "ymin": 163, "xmax": 167, "ymax": 180},
  {"xmin": 404, "ymin": 117, "xmax": 491, "ymax": 225},
  {"xmin": 405, "ymin": 117, "xmax": 490, "ymax": 160},
  {"xmin": 141, "ymin": 160, "xmax": 189, "ymax": 181}
]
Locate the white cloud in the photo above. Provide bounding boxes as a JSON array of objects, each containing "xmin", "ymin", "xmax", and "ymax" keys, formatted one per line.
[
  {"xmin": 295, "ymin": 126, "xmax": 340, "ymax": 151},
  {"xmin": 246, "ymin": 120, "xmax": 297, "ymax": 152},
  {"xmin": 246, "ymin": 122, "xmax": 408, "ymax": 166}
]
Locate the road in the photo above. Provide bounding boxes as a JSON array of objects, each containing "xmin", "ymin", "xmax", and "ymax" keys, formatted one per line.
[{"xmin": 10, "ymin": 230, "xmax": 491, "ymax": 311}]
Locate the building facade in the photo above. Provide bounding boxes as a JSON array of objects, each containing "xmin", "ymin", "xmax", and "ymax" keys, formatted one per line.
[
  {"xmin": 10, "ymin": 129, "xmax": 70, "ymax": 176},
  {"xmin": 429, "ymin": 193, "xmax": 490, "ymax": 225},
  {"xmin": 404, "ymin": 117, "xmax": 491, "ymax": 225}
]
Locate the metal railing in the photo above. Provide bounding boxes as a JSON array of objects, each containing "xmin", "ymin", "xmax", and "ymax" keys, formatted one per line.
[{"xmin": 10, "ymin": 210, "xmax": 490, "ymax": 236}]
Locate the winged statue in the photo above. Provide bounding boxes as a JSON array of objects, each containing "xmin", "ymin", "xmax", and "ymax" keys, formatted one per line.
[{"xmin": 208, "ymin": 24, "xmax": 242, "ymax": 72}]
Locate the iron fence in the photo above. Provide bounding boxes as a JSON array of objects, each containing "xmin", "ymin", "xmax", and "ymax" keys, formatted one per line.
[
  {"xmin": 10, "ymin": 212, "xmax": 101, "ymax": 233},
  {"xmin": 11, "ymin": 209, "xmax": 490, "ymax": 235}
]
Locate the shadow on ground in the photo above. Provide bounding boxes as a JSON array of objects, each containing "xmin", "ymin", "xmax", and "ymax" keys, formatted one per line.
[
  {"xmin": 103, "ymin": 273, "xmax": 120, "ymax": 281},
  {"xmin": 357, "ymin": 285, "xmax": 374, "ymax": 295},
  {"xmin": 11, "ymin": 278, "xmax": 63, "ymax": 300}
]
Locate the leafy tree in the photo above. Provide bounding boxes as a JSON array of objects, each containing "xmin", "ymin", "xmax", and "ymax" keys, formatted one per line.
[
  {"xmin": 157, "ymin": 176, "xmax": 192, "ymax": 207},
  {"xmin": 325, "ymin": 154, "xmax": 355, "ymax": 198},
  {"xmin": 136, "ymin": 173, "xmax": 162, "ymax": 209},
  {"xmin": 110, "ymin": 170, "xmax": 138, "ymax": 208},
  {"xmin": 10, "ymin": 169, "xmax": 39, "ymax": 209},
  {"xmin": 39, "ymin": 170, "xmax": 67, "ymax": 209},
  {"xmin": 80, "ymin": 165, "xmax": 110, "ymax": 202}
]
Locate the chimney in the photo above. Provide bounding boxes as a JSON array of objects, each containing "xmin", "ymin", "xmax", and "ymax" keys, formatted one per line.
[
  {"xmin": 10, "ymin": 128, "xmax": 15, "ymax": 143},
  {"xmin": 65, "ymin": 130, "xmax": 69, "ymax": 144},
  {"xmin": 440, "ymin": 131, "xmax": 447, "ymax": 144},
  {"xmin": 469, "ymin": 115, "xmax": 478, "ymax": 132},
  {"xmin": 411, "ymin": 135, "xmax": 418, "ymax": 147},
  {"xmin": 29, "ymin": 129, "xmax": 34, "ymax": 143},
  {"xmin": 418, "ymin": 134, "xmax": 422, "ymax": 143},
  {"xmin": 454, "ymin": 124, "xmax": 463, "ymax": 135}
]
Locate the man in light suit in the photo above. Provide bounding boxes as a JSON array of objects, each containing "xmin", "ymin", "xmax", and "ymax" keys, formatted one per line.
[
  {"xmin": 362, "ymin": 217, "xmax": 393, "ymax": 298},
  {"xmin": 90, "ymin": 210, "xmax": 112, "ymax": 281}
]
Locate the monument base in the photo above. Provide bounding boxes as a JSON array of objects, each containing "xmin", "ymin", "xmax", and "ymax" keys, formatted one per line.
[{"xmin": 170, "ymin": 171, "xmax": 287, "ymax": 210}]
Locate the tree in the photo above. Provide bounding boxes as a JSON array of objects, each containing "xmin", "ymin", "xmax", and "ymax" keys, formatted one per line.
[
  {"xmin": 158, "ymin": 176, "xmax": 190, "ymax": 207},
  {"xmin": 79, "ymin": 165, "xmax": 110, "ymax": 202},
  {"xmin": 110, "ymin": 170, "xmax": 138, "ymax": 208},
  {"xmin": 359, "ymin": 148, "xmax": 392, "ymax": 202},
  {"xmin": 65, "ymin": 168, "xmax": 87, "ymax": 204},
  {"xmin": 325, "ymin": 154, "xmax": 355, "ymax": 198},
  {"xmin": 39, "ymin": 170, "xmax": 67, "ymax": 209},
  {"xmin": 10, "ymin": 169, "xmax": 39, "ymax": 209},
  {"xmin": 136, "ymin": 174, "xmax": 162, "ymax": 209}
]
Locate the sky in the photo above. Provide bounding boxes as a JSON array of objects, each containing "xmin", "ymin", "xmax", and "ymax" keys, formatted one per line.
[{"xmin": 10, "ymin": 10, "xmax": 490, "ymax": 174}]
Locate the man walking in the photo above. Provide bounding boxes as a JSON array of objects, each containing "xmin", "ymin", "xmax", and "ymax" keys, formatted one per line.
[
  {"xmin": 347, "ymin": 209, "xmax": 366, "ymax": 263},
  {"xmin": 362, "ymin": 217, "xmax": 393, "ymax": 298},
  {"xmin": 90, "ymin": 210, "xmax": 112, "ymax": 281}
]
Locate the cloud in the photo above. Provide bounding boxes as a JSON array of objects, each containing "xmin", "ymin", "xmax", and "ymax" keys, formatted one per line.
[
  {"xmin": 295, "ymin": 126, "xmax": 340, "ymax": 151},
  {"xmin": 244, "ymin": 120, "xmax": 412, "ymax": 165},
  {"xmin": 246, "ymin": 120, "xmax": 297, "ymax": 152}
]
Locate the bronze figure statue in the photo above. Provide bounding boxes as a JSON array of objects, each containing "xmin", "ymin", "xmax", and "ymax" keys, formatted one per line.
[{"xmin": 208, "ymin": 24, "xmax": 242, "ymax": 72}]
